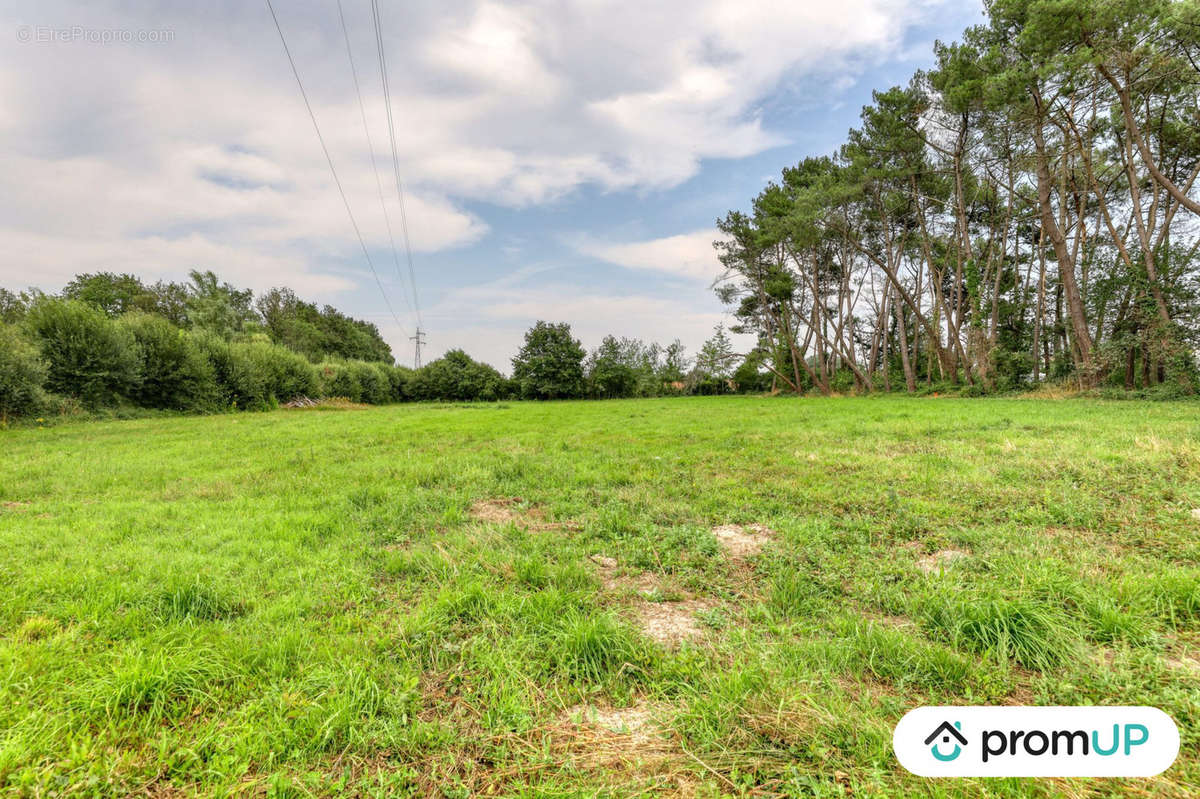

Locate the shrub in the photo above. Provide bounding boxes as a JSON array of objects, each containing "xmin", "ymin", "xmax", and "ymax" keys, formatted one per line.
[
  {"xmin": 259, "ymin": 343, "xmax": 318, "ymax": 402},
  {"xmin": 316, "ymin": 362, "xmax": 362, "ymax": 402},
  {"xmin": 346, "ymin": 361, "xmax": 390, "ymax": 404},
  {"xmin": 0, "ymin": 324, "xmax": 48, "ymax": 420},
  {"xmin": 232, "ymin": 341, "xmax": 317, "ymax": 407},
  {"xmin": 410, "ymin": 350, "xmax": 508, "ymax": 401},
  {"xmin": 25, "ymin": 299, "xmax": 141, "ymax": 407},
  {"xmin": 386, "ymin": 365, "xmax": 413, "ymax": 402},
  {"xmin": 192, "ymin": 331, "xmax": 257, "ymax": 409},
  {"xmin": 120, "ymin": 313, "xmax": 217, "ymax": 410},
  {"xmin": 192, "ymin": 334, "xmax": 314, "ymax": 409}
]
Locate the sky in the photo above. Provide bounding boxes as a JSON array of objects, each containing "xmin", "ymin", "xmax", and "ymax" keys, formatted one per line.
[{"xmin": 0, "ymin": 0, "xmax": 986, "ymax": 371}]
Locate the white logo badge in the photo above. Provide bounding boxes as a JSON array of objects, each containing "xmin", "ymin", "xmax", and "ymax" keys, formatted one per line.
[{"xmin": 894, "ymin": 706, "xmax": 1179, "ymax": 777}]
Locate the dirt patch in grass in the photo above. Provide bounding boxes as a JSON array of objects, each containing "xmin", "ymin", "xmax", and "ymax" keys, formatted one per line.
[
  {"xmin": 917, "ymin": 548, "xmax": 970, "ymax": 574},
  {"xmin": 712, "ymin": 524, "xmax": 774, "ymax": 559},
  {"xmin": 411, "ymin": 679, "xmax": 687, "ymax": 794},
  {"xmin": 470, "ymin": 497, "xmax": 572, "ymax": 532},
  {"xmin": 861, "ymin": 610, "xmax": 917, "ymax": 629},
  {"xmin": 1166, "ymin": 655, "xmax": 1200, "ymax": 676},
  {"xmin": 589, "ymin": 553, "xmax": 617, "ymax": 569},
  {"xmin": 590, "ymin": 555, "xmax": 662, "ymax": 594},
  {"xmin": 563, "ymin": 702, "xmax": 663, "ymax": 746},
  {"xmin": 1, "ymin": 501, "xmax": 29, "ymax": 512},
  {"xmin": 635, "ymin": 599, "xmax": 718, "ymax": 647},
  {"xmin": 588, "ymin": 555, "xmax": 719, "ymax": 646},
  {"xmin": 1191, "ymin": 508, "xmax": 1200, "ymax": 522}
]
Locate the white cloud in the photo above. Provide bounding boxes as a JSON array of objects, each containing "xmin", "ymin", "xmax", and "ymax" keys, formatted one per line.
[
  {"xmin": 573, "ymin": 229, "xmax": 726, "ymax": 282},
  {"xmin": 0, "ymin": 0, "xmax": 954, "ymax": 353}
]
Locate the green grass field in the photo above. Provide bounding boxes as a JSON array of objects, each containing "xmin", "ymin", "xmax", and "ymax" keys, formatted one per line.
[{"xmin": 1, "ymin": 397, "xmax": 1197, "ymax": 797}]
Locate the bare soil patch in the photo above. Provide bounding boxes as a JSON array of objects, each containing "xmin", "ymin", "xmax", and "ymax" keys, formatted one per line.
[
  {"xmin": 1, "ymin": 501, "xmax": 29, "ymax": 512},
  {"xmin": 917, "ymin": 548, "xmax": 969, "ymax": 574},
  {"xmin": 1166, "ymin": 654, "xmax": 1200, "ymax": 676},
  {"xmin": 564, "ymin": 702, "xmax": 662, "ymax": 746},
  {"xmin": 712, "ymin": 523, "xmax": 774, "ymax": 559},
  {"xmin": 587, "ymin": 554, "xmax": 719, "ymax": 646},
  {"xmin": 469, "ymin": 497, "xmax": 570, "ymax": 532},
  {"xmin": 635, "ymin": 598, "xmax": 718, "ymax": 647},
  {"xmin": 588, "ymin": 554, "xmax": 617, "ymax": 569}
]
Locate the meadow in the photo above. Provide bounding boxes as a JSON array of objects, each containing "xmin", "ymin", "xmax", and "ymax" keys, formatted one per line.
[{"xmin": 0, "ymin": 396, "xmax": 1197, "ymax": 797}]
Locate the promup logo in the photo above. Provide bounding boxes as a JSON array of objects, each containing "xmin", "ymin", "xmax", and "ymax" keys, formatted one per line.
[
  {"xmin": 894, "ymin": 707, "xmax": 1179, "ymax": 777},
  {"xmin": 924, "ymin": 721, "xmax": 967, "ymax": 762}
]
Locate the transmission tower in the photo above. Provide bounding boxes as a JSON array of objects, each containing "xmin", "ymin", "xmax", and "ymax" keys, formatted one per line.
[{"xmin": 410, "ymin": 327, "xmax": 426, "ymax": 369}]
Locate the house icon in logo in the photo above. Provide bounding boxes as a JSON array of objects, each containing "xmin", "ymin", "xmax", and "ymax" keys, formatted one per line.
[{"xmin": 924, "ymin": 721, "xmax": 967, "ymax": 761}]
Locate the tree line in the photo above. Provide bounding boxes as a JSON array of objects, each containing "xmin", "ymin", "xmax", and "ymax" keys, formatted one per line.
[
  {"xmin": 714, "ymin": 0, "xmax": 1200, "ymax": 396},
  {"xmin": 0, "ymin": 271, "xmax": 751, "ymax": 422}
]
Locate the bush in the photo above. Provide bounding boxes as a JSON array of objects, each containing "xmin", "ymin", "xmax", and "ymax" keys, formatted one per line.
[
  {"xmin": 0, "ymin": 324, "xmax": 48, "ymax": 420},
  {"xmin": 233, "ymin": 341, "xmax": 316, "ymax": 407},
  {"xmin": 316, "ymin": 362, "xmax": 362, "ymax": 402},
  {"xmin": 410, "ymin": 350, "xmax": 508, "ymax": 401},
  {"xmin": 346, "ymin": 361, "xmax": 390, "ymax": 404},
  {"xmin": 120, "ymin": 313, "xmax": 217, "ymax": 410},
  {"xmin": 192, "ymin": 331, "xmax": 255, "ymax": 409},
  {"xmin": 25, "ymin": 299, "xmax": 141, "ymax": 407},
  {"xmin": 386, "ymin": 365, "xmax": 412, "ymax": 402},
  {"xmin": 260, "ymin": 343, "xmax": 318, "ymax": 402},
  {"xmin": 193, "ymin": 334, "xmax": 315, "ymax": 409}
]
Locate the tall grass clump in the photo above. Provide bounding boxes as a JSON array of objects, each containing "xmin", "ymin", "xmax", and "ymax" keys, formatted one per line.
[
  {"xmin": 280, "ymin": 665, "xmax": 417, "ymax": 753},
  {"xmin": 85, "ymin": 645, "xmax": 227, "ymax": 724},
  {"xmin": 151, "ymin": 579, "xmax": 245, "ymax": 623},
  {"xmin": 1136, "ymin": 570, "xmax": 1200, "ymax": 629},
  {"xmin": 920, "ymin": 593, "xmax": 1079, "ymax": 672},
  {"xmin": 544, "ymin": 611, "xmax": 649, "ymax": 684}
]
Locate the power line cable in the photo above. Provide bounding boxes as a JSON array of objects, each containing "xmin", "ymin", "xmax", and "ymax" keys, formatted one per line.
[
  {"xmin": 370, "ymin": 0, "xmax": 423, "ymax": 331},
  {"xmin": 336, "ymin": 0, "xmax": 415, "ymax": 318},
  {"xmin": 263, "ymin": 0, "xmax": 409, "ymax": 341}
]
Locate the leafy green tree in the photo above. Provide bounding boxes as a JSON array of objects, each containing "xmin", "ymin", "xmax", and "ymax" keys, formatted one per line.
[
  {"xmin": 586, "ymin": 335, "xmax": 639, "ymax": 398},
  {"xmin": 62, "ymin": 272, "xmax": 150, "ymax": 317},
  {"xmin": 733, "ymin": 352, "xmax": 772, "ymax": 393},
  {"xmin": 25, "ymin": 299, "xmax": 141, "ymax": 407},
  {"xmin": 257, "ymin": 287, "xmax": 394, "ymax": 363},
  {"xmin": 659, "ymin": 340, "xmax": 691, "ymax": 384},
  {"xmin": 185, "ymin": 270, "xmax": 256, "ymax": 339},
  {"xmin": 143, "ymin": 280, "xmax": 191, "ymax": 326},
  {"xmin": 511, "ymin": 321, "xmax": 585, "ymax": 399},
  {"xmin": 0, "ymin": 288, "xmax": 35, "ymax": 324},
  {"xmin": 696, "ymin": 324, "xmax": 737, "ymax": 381},
  {"xmin": 411, "ymin": 350, "xmax": 508, "ymax": 401}
]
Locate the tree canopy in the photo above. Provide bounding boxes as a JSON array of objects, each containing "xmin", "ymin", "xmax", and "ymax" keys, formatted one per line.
[{"xmin": 714, "ymin": 0, "xmax": 1200, "ymax": 395}]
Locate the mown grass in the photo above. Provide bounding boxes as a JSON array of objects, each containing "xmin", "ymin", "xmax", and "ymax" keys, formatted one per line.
[{"xmin": 0, "ymin": 396, "xmax": 1197, "ymax": 797}]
